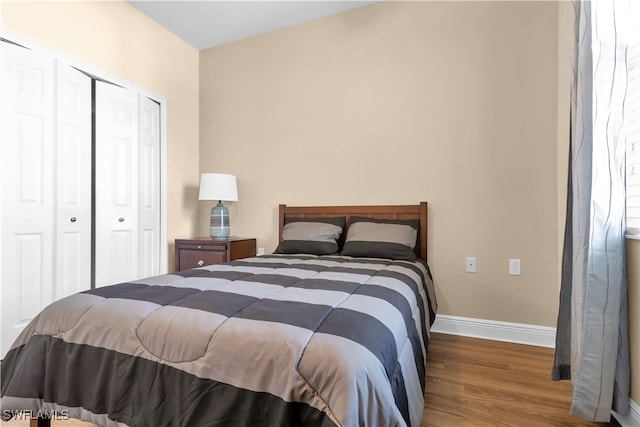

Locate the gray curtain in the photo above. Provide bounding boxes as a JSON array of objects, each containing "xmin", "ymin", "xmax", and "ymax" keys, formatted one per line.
[{"xmin": 552, "ymin": 0, "xmax": 630, "ymax": 422}]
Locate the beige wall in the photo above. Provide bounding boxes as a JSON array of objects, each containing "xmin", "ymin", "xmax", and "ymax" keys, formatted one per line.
[
  {"xmin": 200, "ymin": 1, "xmax": 561, "ymax": 327},
  {"xmin": 0, "ymin": 0, "xmax": 200, "ymax": 268}
]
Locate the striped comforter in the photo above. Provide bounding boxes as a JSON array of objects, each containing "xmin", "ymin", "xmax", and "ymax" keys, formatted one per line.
[{"xmin": 1, "ymin": 254, "xmax": 437, "ymax": 427}]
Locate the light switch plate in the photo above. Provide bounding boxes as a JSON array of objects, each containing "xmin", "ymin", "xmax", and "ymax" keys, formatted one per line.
[
  {"xmin": 466, "ymin": 257, "xmax": 477, "ymax": 273},
  {"xmin": 509, "ymin": 259, "xmax": 521, "ymax": 276}
]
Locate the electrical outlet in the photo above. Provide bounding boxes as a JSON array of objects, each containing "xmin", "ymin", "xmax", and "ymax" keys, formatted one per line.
[
  {"xmin": 256, "ymin": 247, "xmax": 265, "ymax": 256},
  {"xmin": 466, "ymin": 257, "xmax": 477, "ymax": 273},
  {"xmin": 509, "ymin": 259, "xmax": 521, "ymax": 276}
]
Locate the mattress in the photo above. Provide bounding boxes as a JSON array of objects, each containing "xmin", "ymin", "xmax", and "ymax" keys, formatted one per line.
[{"xmin": 1, "ymin": 254, "xmax": 437, "ymax": 427}]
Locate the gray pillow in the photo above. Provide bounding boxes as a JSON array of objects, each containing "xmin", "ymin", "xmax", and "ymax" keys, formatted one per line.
[
  {"xmin": 340, "ymin": 217, "xmax": 419, "ymax": 261},
  {"xmin": 274, "ymin": 217, "xmax": 346, "ymax": 255}
]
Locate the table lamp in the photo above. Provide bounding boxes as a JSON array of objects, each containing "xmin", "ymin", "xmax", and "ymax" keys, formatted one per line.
[{"xmin": 198, "ymin": 173, "xmax": 238, "ymax": 239}]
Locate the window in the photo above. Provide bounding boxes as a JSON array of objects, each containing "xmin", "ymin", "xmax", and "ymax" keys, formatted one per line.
[{"xmin": 626, "ymin": 0, "xmax": 640, "ymax": 237}]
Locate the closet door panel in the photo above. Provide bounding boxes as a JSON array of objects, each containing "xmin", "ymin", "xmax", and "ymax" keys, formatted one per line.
[
  {"xmin": 14, "ymin": 234, "xmax": 47, "ymax": 320},
  {"xmin": 138, "ymin": 95, "xmax": 161, "ymax": 278},
  {"xmin": 95, "ymin": 82, "xmax": 139, "ymax": 287},
  {"xmin": 56, "ymin": 64, "xmax": 92, "ymax": 297},
  {"xmin": 1, "ymin": 43, "xmax": 55, "ymax": 356}
]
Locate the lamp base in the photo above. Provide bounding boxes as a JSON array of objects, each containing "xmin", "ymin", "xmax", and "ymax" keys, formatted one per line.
[{"xmin": 209, "ymin": 201, "xmax": 230, "ymax": 239}]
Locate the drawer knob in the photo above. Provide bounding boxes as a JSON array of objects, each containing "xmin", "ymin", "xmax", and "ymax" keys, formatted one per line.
[
  {"xmin": 118, "ymin": 217, "xmax": 125, "ymax": 222},
  {"xmin": 197, "ymin": 260, "xmax": 204, "ymax": 267},
  {"xmin": 70, "ymin": 217, "xmax": 77, "ymax": 223}
]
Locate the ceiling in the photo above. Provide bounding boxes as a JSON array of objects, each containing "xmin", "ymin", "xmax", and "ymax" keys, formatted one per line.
[{"xmin": 129, "ymin": 1, "xmax": 376, "ymax": 50}]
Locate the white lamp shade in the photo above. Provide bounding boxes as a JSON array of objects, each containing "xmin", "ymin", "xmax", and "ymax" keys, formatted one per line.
[{"xmin": 198, "ymin": 173, "xmax": 238, "ymax": 202}]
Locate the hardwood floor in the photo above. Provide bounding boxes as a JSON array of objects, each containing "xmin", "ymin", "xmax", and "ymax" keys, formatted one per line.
[
  {"xmin": 1, "ymin": 332, "xmax": 622, "ymax": 426},
  {"xmin": 423, "ymin": 332, "xmax": 621, "ymax": 427}
]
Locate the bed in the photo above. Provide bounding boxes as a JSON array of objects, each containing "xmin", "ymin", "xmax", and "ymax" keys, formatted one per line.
[{"xmin": 1, "ymin": 202, "xmax": 437, "ymax": 427}]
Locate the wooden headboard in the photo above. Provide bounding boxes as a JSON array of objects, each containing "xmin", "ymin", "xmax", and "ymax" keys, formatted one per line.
[{"xmin": 278, "ymin": 202, "xmax": 428, "ymax": 262}]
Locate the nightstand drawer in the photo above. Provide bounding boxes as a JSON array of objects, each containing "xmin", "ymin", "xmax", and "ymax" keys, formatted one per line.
[
  {"xmin": 174, "ymin": 238, "xmax": 257, "ymax": 272},
  {"xmin": 179, "ymin": 249, "xmax": 227, "ymax": 269}
]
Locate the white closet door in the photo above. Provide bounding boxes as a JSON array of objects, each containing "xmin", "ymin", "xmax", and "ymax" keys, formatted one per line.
[
  {"xmin": 1, "ymin": 43, "xmax": 56, "ymax": 356},
  {"xmin": 138, "ymin": 95, "xmax": 161, "ymax": 278},
  {"xmin": 95, "ymin": 82, "xmax": 139, "ymax": 287},
  {"xmin": 1, "ymin": 45, "xmax": 92, "ymax": 356},
  {"xmin": 1, "ymin": 41, "xmax": 162, "ymax": 355},
  {"xmin": 56, "ymin": 65, "xmax": 92, "ymax": 298}
]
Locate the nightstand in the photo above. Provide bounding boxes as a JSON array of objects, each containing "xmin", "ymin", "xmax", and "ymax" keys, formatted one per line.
[{"xmin": 174, "ymin": 238, "xmax": 257, "ymax": 272}]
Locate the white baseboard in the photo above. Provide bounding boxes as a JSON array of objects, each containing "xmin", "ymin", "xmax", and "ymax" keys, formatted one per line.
[
  {"xmin": 430, "ymin": 314, "xmax": 640, "ymax": 426},
  {"xmin": 431, "ymin": 314, "xmax": 556, "ymax": 348},
  {"xmin": 613, "ymin": 399, "xmax": 640, "ymax": 427}
]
